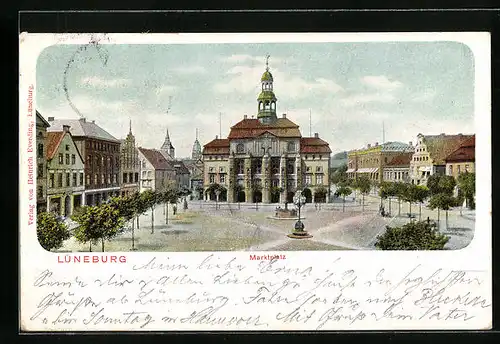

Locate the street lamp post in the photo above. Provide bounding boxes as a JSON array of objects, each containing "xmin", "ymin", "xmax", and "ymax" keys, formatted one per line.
[{"xmin": 287, "ymin": 190, "xmax": 313, "ymax": 239}]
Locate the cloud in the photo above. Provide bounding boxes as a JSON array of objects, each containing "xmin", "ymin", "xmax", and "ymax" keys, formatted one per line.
[
  {"xmin": 213, "ymin": 64, "xmax": 343, "ymax": 98},
  {"xmin": 362, "ymin": 75, "xmax": 403, "ymax": 90},
  {"xmin": 340, "ymin": 92, "xmax": 397, "ymax": 107},
  {"xmin": 171, "ymin": 65, "xmax": 207, "ymax": 74},
  {"xmin": 80, "ymin": 76, "xmax": 130, "ymax": 88},
  {"xmin": 411, "ymin": 88, "xmax": 437, "ymax": 102}
]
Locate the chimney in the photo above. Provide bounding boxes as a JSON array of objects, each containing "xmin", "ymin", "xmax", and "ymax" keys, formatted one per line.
[
  {"xmin": 314, "ymin": 132, "xmax": 319, "ymax": 138},
  {"xmin": 458, "ymin": 133, "xmax": 463, "ymax": 136},
  {"xmin": 62, "ymin": 125, "xmax": 70, "ymax": 132},
  {"xmin": 409, "ymin": 141, "xmax": 413, "ymax": 146},
  {"xmin": 47, "ymin": 117, "xmax": 54, "ymax": 122},
  {"xmin": 375, "ymin": 142, "xmax": 379, "ymax": 146},
  {"xmin": 244, "ymin": 115, "xmax": 247, "ymax": 119},
  {"xmin": 79, "ymin": 118, "xmax": 86, "ymax": 122},
  {"xmin": 215, "ymin": 135, "xmax": 218, "ymax": 139},
  {"xmin": 440, "ymin": 133, "xmax": 445, "ymax": 136},
  {"xmin": 367, "ymin": 143, "xmax": 371, "ymax": 148},
  {"xmin": 92, "ymin": 120, "xmax": 95, "ymax": 124},
  {"xmin": 282, "ymin": 113, "xmax": 286, "ymax": 118}
]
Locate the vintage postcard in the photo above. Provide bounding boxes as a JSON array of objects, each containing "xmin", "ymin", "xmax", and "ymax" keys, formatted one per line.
[{"xmin": 19, "ymin": 32, "xmax": 491, "ymax": 331}]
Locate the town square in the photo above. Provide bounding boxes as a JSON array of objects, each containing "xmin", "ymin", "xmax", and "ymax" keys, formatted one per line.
[{"xmin": 34, "ymin": 41, "xmax": 476, "ymax": 252}]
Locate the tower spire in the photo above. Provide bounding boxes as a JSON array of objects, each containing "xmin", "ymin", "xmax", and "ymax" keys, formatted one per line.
[
  {"xmin": 129, "ymin": 118, "xmax": 132, "ymax": 134},
  {"xmin": 382, "ymin": 121, "xmax": 385, "ymax": 144},
  {"xmin": 265, "ymin": 54, "xmax": 270, "ymax": 71},
  {"xmin": 196, "ymin": 128, "xmax": 198, "ymax": 141}
]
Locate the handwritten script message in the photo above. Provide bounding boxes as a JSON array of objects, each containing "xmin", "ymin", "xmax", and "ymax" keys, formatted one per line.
[{"xmin": 22, "ymin": 255, "xmax": 491, "ymax": 331}]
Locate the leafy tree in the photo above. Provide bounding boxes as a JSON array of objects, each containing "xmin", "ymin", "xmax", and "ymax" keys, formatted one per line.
[
  {"xmin": 336, "ymin": 184, "xmax": 352, "ymax": 212},
  {"xmin": 428, "ymin": 193, "xmax": 457, "ymax": 230},
  {"xmin": 393, "ymin": 182, "xmax": 408, "ymax": 216},
  {"xmin": 402, "ymin": 183, "xmax": 420, "ymax": 219},
  {"xmin": 379, "ymin": 181, "xmax": 394, "ymax": 215},
  {"xmin": 438, "ymin": 175, "xmax": 457, "ymax": 196},
  {"xmin": 426, "ymin": 174, "xmax": 442, "ymax": 196},
  {"xmin": 330, "ymin": 163, "xmax": 348, "ymax": 186},
  {"xmin": 356, "ymin": 175, "xmax": 371, "ymax": 212},
  {"xmin": 141, "ymin": 190, "xmax": 163, "ymax": 234},
  {"xmin": 413, "ymin": 185, "xmax": 430, "ymax": 221},
  {"xmin": 374, "ymin": 220, "xmax": 449, "ymax": 250},
  {"xmin": 72, "ymin": 204, "xmax": 124, "ymax": 252},
  {"xmin": 159, "ymin": 188, "xmax": 179, "ymax": 224},
  {"xmin": 36, "ymin": 212, "xmax": 71, "ymax": 251},
  {"xmin": 109, "ymin": 194, "xmax": 139, "ymax": 250},
  {"xmin": 314, "ymin": 185, "xmax": 328, "ymax": 203},
  {"xmin": 457, "ymin": 172, "xmax": 475, "ymax": 210}
]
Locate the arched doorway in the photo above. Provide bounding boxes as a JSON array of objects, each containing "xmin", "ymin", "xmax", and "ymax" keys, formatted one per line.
[
  {"xmin": 302, "ymin": 188, "xmax": 312, "ymax": 203},
  {"xmin": 219, "ymin": 189, "xmax": 227, "ymax": 202},
  {"xmin": 64, "ymin": 195, "xmax": 71, "ymax": 217},
  {"xmin": 253, "ymin": 191, "xmax": 262, "ymax": 203},
  {"xmin": 237, "ymin": 191, "xmax": 246, "ymax": 202},
  {"xmin": 270, "ymin": 190, "xmax": 280, "ymax": 203},
  {"xmin": 286, "ymin": 191, "xmax": 295, "ymax": 203},
  {"xmin": 314, "ymin": 191, "xmax": 326, "ymax": 203},
  {"xmin": 205, "ymin": 189, "xmax": 216, "ymax": 201}
]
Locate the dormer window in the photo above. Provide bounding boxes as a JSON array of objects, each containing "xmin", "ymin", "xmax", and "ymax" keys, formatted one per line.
[
  {"xmin": 287, "ymin": 142, "xmax": 295, "ymax": 152},
  {"xmin": 236, "ymin": 143, "xmax": 244, "ymax": 153}
]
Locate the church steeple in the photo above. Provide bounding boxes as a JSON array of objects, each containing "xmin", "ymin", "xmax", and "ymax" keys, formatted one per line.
[
  {"xmin": 161, "ymin": 128, "xmax": 175, "ymax": 159},
  {"xmin": 257, "ymin": 54, "xmax": 278, "ymax": 124},
  {"xmin": 192, "ymin": 128, "xmax": 202, "ymax": 160}
]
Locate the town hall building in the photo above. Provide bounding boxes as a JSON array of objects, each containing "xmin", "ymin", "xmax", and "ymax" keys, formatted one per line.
[{"xmin": 202, "ymin": 59, "xmax": 332, "ymax": 204}]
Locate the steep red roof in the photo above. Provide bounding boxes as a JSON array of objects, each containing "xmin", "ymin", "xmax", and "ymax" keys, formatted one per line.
[
  {"xmin": 228, "ymin": 118, "xmax": 302, "ymax": 139},
  {"xmin": 445, "ymin": 135, "xmax": 475, "ymax": 163},
  {"xmin": 45, "ymin": 132, "xmax": 65, "ymax": 160},
  {"xmin": 138, "ymin": 147, "xmax": 173, "ymax": 170},
  {"xmin": 203, "ymin": 139, "xmax": 230, "ymax": 155},
  {"xmin": 300, "ymin": 137, "xmax": 332, "ymax": 154},
  {"xmin": 386, "ymin": 153, "xmax": 413, "ymax": 167},
  {"xmin": 423, "ymin": 134, "xmax": 474, "ymax": 165}
]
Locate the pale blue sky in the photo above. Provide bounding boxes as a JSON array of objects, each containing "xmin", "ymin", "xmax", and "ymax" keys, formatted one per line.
[{"xmin": 36, "ymin": 42, "xmax": 474, "ymax": 156}]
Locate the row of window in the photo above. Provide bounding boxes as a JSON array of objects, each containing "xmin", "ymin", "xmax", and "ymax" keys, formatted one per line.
[
  {"xmin": 208, "ymin": 165, "xmax": 323, "ymax": 174},
  {"xmin": 58, "ymin": 153, "xmax": 77, "ymax": 165},
  {"xmin": 123, "ymin": 172, "xmax": 139, "ymax": 184},
  {"xmin": 413, "ymin": 155, "xmax": 429, "ymax": 162},
  {"xmin": 87, "ymin": 140, "xmax": 119, "ymax": 152},
  {"xmin": 208, "ymin": 174, "xmax": 324, "ymax": 186},
  {"xmin": 449, "ymin": 164, "xmax": 470, "ymax": 174},
  {"xmin": 86, "ymin": 154, "xmax": 120, "ymax": 169},
  {"xmin": 384, "ymin": 171, "xmax": 409, "ymax": 180},
  {"xmin": 49, "ymin": 171, "xmax": 84, "ymax": 188},
  {"xmin": 84, "ymin": 173, "xmax": 119, "ymax": 186}
]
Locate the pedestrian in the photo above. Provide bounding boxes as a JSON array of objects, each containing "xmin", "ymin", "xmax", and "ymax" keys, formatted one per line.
[
  {"xmin": 427, "ymin": 216, "xmax": 430, "ymax": 224},
  {"xmin": 173, "ymin": 204, "xmax": 177, "ymax": 215}
]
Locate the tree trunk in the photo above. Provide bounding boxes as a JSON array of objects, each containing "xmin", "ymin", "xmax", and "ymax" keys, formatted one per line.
[
  {"xmin": 437, "ymin": 208, "xmax": 440, "ymax": 230},
  {"xmin": 446, "ymin": 210, "xmax": 448, "ymax": 230},
  {"xmin": 101, "ymin": 238, "xmax": 105, "ymax": 252},
  {"xmin": 342, "ymin": 196, "xmax": 345, "ymax": 212},
  {"xmin": 398, "ymin": 199, "xmax": 401, "ymax": 216},
  {"xmin": 389, "ymin": 198, "xmax": 392, "ymax": 215},
  {"xmin": 419, "ymin": 203, "xmax": 422, "ymax": 221},
  {"xmin": 151, "ymin": 207, "xmax": 155, "ymax": 234},
  {"xmin": 165, "ymin": 203, "xmax": 169, "ymax": 225},
  {"xmin": 89, "ymin": 241, "xmax": 92, "ymax": 252},
  {"xmin": 131, "ymin": 218, "xmax": 135, "ymax": 250},
  {"xmin": 409, "ymin": 202, "xmax": 412, "ymax": 218},
  {"xmin": 362, "ymin": 194, "xmax": 365, "ymax": 212},
  {"xmin": 137, "ymin": 216, "xmax": 140, "ymax": 229}
]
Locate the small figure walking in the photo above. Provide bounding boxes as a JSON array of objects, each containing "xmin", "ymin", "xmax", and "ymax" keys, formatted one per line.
[
  {"xmin": 173, "ymin": 204, "xmax": 177, "ymax": 216},
  {"xmin": 427, "ymin": 216, "xmax": 430, "ymax": 224}
]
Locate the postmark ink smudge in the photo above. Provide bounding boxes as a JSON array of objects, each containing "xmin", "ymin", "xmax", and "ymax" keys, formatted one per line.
[{"xmin": 62, "ymin": 34, "xmax": 110, "ymax": 118}]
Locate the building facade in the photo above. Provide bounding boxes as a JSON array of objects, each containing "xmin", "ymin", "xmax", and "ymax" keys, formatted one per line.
[
  {"xmin": 47, "ymin": 117, "xmax": 121, "ymax": 205},
  {"xmin": 347, "ymin": 141, "xmax": 414, "ymax": 183},
  {"xmin": 202, "ymin": 62, "xmax": 332, "ymax": 203},
  {"xmin": 119, "ymin": 121, "xmax": 140, "ymax": 197},
  {"xmin": 445, "ymin": 135, "xmax": 475, "ymax": 179},
  {"xmin": 382, "ymin": 152, "xmax": 413, "ymax": 183},
  {"xmin": 36, "ymin": 111, "xmax": 51, "ymax": 213},
  {"xmin": 410, "ymin": 133, "xmax": 474, "ymax": 185},
  {"xmin": 45, "ymin": 125, "xmax": 85, "ymax": 216},
  {"xmin": 138, "ymin": 148, "xmax": 176, "ymax": 192}
]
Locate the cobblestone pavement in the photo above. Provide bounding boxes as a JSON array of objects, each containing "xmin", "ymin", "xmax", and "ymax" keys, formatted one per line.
[{"xmin": 58, "ymin": 195, "xmax": 474, "ymax": 252}]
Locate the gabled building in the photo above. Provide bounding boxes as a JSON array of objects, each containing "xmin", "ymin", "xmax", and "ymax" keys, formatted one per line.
[
  {"xmin": 160, "ymin": 130, "xmax": 175, "ymax": 161},
  {"xmin": 35, "ymin": 111, "xmax": 51, "ymax": 213},
  {"xmin": 347, "ymin": 141, "xmax": 414, "ymax": 183},
  {"xmin": 137, "ymin": 148, "xmax": 176, "ymax": 192},
  {"xmin": 445, "ymin": 135, "xmax": 475, "ymax": 179},
  {"xmin": 202, "ymin": 60, "xmax": 332, "ymax": 204},
  {"xmin": 119, "ymin": 121, "xmax": 140, "ymax": 197},
  {"xmin": 410, "ymin": 133, "xmax": 474, "ymax": 185},
  {"xmin": 382, "ymin": 152, "xmax": 413, "ymax": 183},
  {"xmin": 47, "ymin": 117, "xmax": 121, "ymax": 205},
  {"xmin": 45, "ymin": 125, "xmax": 85, "ymax": 216}
]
